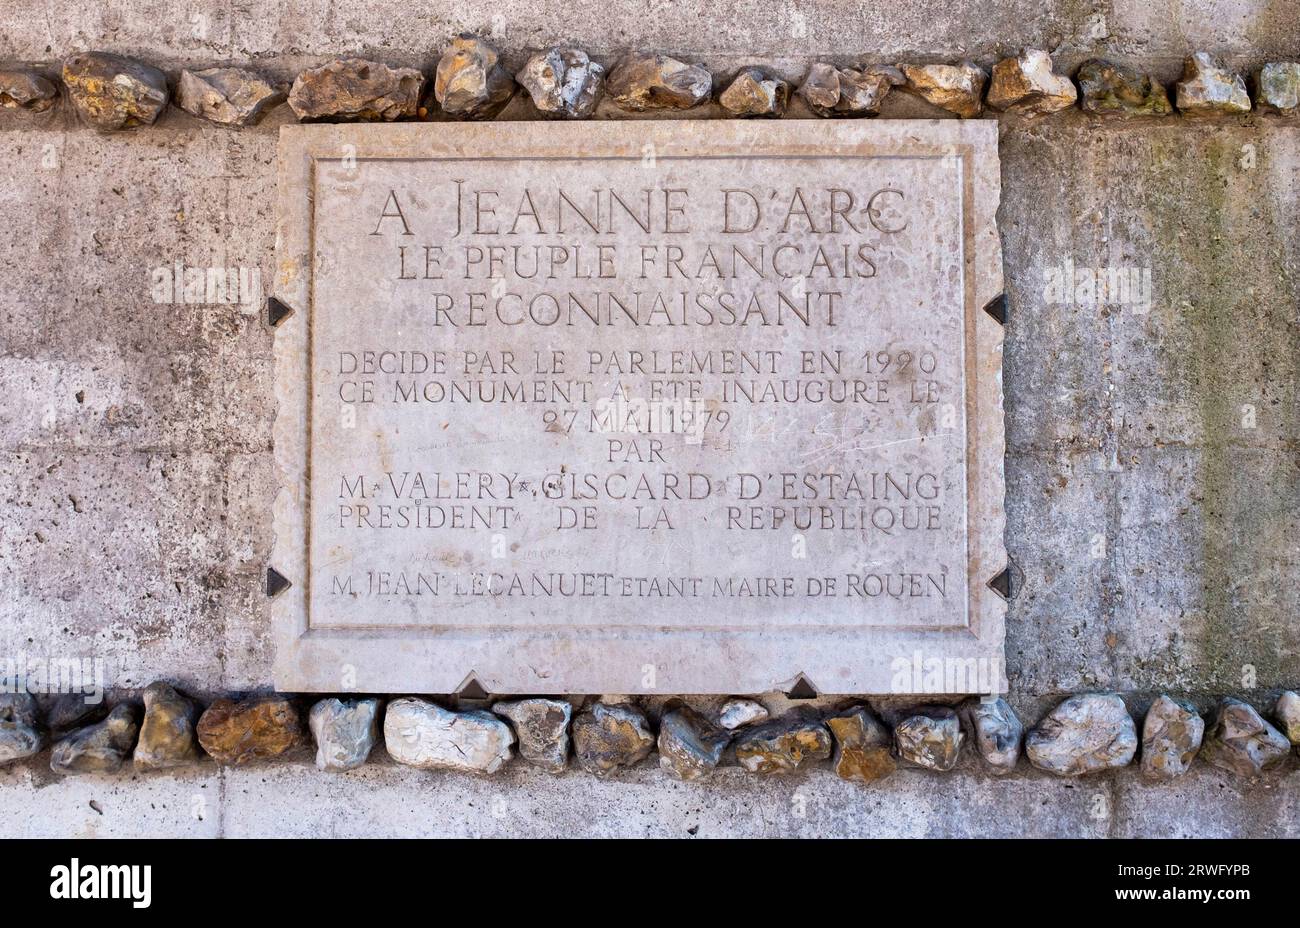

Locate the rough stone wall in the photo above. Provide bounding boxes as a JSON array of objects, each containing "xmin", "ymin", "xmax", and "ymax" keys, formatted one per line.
[{"xmin": 1, "ymin": 2, "xmax": 1298, "ymax": 836}]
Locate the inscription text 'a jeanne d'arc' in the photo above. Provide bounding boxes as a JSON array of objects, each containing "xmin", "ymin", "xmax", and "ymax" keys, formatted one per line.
[{"xmin": 272, "ymin": 120, "xmax": 1007, "ymax": 695}]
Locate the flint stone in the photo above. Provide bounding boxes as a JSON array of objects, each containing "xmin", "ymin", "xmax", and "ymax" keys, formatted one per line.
[
  {"xmin": 289, "ymin": 58, "xmax": 423, "ymax": 122},
  {"xmin": 435, "ymin": 35, "xmax": 515, "ymax": 119},
  {"xmin": 1200, "ymin": 698, "xmax": 1290, "ymax": 777},
  {"xmin": 384, "ymin": 697, "xmax": 512, "ymax": 773},
  {"xmin": 178, "ymin": 67, "xmax": 284, "ymax": 126},
  {"xmin": 987, "ymin": 49, "xmax": 1077, "ymax": 117},
  {"xmin": 0, "ymin": 693, "xmax": 43, "ymax": 765},
  {"xmin": 799, "ymin": 63, "xmax": 900, "ymax": 117},
  {"xmin": 50, "ymin": 704, "xmax": 138, "ymax": 774},
  {"xmin": 62, "ymin": 52, "xmax": 169, "ymax": 130},
  {"xmin": 797, "ymin": 63, "xmax": 841, "ymax": 114},
  {"xmin": 827, "ymin": 707, "xmax": 895, "ymax": 782},
  {"xmin": 1140, "ymin": 695, "xmax": 1204, "ymax": 780},
  {"xmin": 1077, "ymin": 59, "xmax": 1172, "ymax": 117},
  {"xmin": 836, "ymin": 66, "xmax": 904, "ymax": 115},
  {"xmin": 718, "ymin": 698, "xmax": 768, "ymax": 730},
  {"xmin": 0, "ymin": 70, "xmax": 58, "ymax": 112},
  {"xmin": 196, "ymin": 695, "xmax": 302, "ymax": 765},
  {"xmin": 607, "ymin": 54, "xmax": 711, "ymax": 111},
  {"xmin": 492, "ymin": 698, "xmax": 571, "ymax": 772},
  {"xmin": 734, "ymin": 711, "xmax": 832, "ymax": 774},
  {"xmin": 1256, "ymin": 62, "xmax": 1300, "ymax": 115},
  {"xmin": 962, "ymin": 696, "xmax": 1022, "ymax": 774},
  {"xmin": 895, "ymin": 707, "xmax": 963, "ymax": 771},
  {"xmin": 134, "ymin": 682, "xmax": 199, "ymax": 770},
  {"xmin": 900, "ymin": 62, "xmax": 986, "ymax": 118},
  {"xmin": 1176, "ymin": 52, "xmax": 1251, "ymax": 115},
  {"xmin": 517, "ymin": 47, "xmax": 603, "ymax": 118},
  {"xmin": 45, "ymin": 694, "xmax": 108, "ymax": 735},
  {"xmin": 1277, "ymin": 691, "xmax": 1300, "ymax": 746},
  {"xmin": 719, "ymin": 68, "xmax": 788, "ymax": 116},
  {"xmin": 658, "ymin": 706, "xmax": 730, "ymax": 781},
  {"xmin": 571, "ymin": 702, "xmax": 654, "ymax": 776},
  {"xmin": 310, "ymin": 697, "xmax": 382, "ymax": 771},
  {"xmin": 1026, "ymin": 694, "xmax": 1138, "ymax": 776}
]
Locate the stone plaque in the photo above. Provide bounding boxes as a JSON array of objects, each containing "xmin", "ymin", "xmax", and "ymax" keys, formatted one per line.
[{"xmin": 273, "ymin": 121, "xmax": 1006, "ymax": 695}]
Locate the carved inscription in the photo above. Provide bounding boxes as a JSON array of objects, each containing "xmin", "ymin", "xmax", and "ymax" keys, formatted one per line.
[{"xmin": 275, "ymin": 122, "xmax": 1006, "ymax": 693}]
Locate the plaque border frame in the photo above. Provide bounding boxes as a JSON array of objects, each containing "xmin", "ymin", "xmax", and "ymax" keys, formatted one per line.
[{"xmin": 272, "ymin": 121, "xmax": 1007, "ymax": 695}]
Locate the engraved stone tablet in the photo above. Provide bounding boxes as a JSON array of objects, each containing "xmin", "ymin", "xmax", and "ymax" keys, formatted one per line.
[{"xmin": 273, "ymin": 121, "xmax": 1006, "ymax": 695}]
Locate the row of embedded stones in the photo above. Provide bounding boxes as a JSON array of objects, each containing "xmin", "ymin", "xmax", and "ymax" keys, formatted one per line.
[
  {"xmin": 1, "ymin": 685, "xmax": 1298, "ymax": 782},
  {"xmin": 2, "ymin": 39, "xmax": 1299, "ymax": 129}
]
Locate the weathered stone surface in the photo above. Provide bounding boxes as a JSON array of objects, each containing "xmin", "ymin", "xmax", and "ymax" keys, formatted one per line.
[
  {"xmin": 962, "ymin": 696, "xmax": 1022, "ymax": 774},
  {"xmin": 895, "ymin": 708, "xmax": 963, "ymax": 771},
  {"xmin": 658, "ymin": 706, "xmax": 729, "ymax": 781},
  {"xmin": 1200, "ymin": 698, "xmax": 1290, "ymax": 777},
  {"xmin": 309, "ymin": 697, "xmax": 382, "ymax": 771},
  {"xmin": 734, "ymin": 711, "xmax": 832, "ymax": 774},
  {"xmin": 50, "ymin": 704, "xmax": 138, "ymax": 774},
  {"xmin": 900, "ymin": 62, "xmax": 986, "ymax": 117},
  {"xmin": 1277, "ymin": 692, "xmax": 1300, "ymax": 746},
  {"xmin": 1076, "ymin": 59, "xmax": 1173, "ymax": 117},
  {"xmin": 1140, "ymin": 695, "xmax": 1204, "ymax": 780},
  {"xmin": 719, "ymin": 68, "xmax": 788, "ymax": 116},
  {"xmin": 798, "ymin": 63, "xmax": 901, "ymax": 117},
  {"xmin": 383, "ymin": 697, "xmax": 512, "ymax": 773},
  {"xmin": 987, "ymin": 49, "xmax": 1077, "ymax": 117},
  {"xmin": 62, "ymin": 52, "xmax": 169, "ymax": 130},
  {"xmin": 571, "ymin": 702, "xmax": 654, "ymax": 776},
  {"xmin": 517, "ymin": 47, "xmax": 603, "ymax": 118},
  {"xmin": 1176, "ymin": 52, "xmax": 1251, "ymax": 115},
  {"xmin": 435, "ymin": 34, "xmax": 515, "ymax": 119},
  {"xmin": 493, "ymin": 698, "xmax": 571, "ymax": 773},
  {"xmin": 1256, "ymin": 62, "xmax": 1300, "ymax": 114},
  {"xmin": 0, "ymin": 694, "xmax": 43, "ymax": 765},
  {"xmin": 718, "ymin": 699, "xmax": 768, "ymax": 730},
  {"xmin": 0, "ymin": 69, "xmax": 57, "ymax": 112},
  {"xmin": 1026, "ymin": 694, "xmax": 1138, "ymax": 776},
  {"xmin": 177, "ymin": 67, "xmax": 284, "ymax": 126},
  {"xmin": 607, "ymin": 53, "xmax": 711, "ymax": 111},
  {"xmin": 133, "ymin": 682, "xmax": 199, "ymax": 770},
  {"xmin": 6, "ymin": 2, "xmax": 1300, "ymax": 844},
  {"xmin": 196, "ymin": 696, "xmax": 302, "ymax": 765},
  {"xmin": 826, "ymin": 706, "xmax": 895, "ymax": 782},
  {"xmin": 288, "ymin": 58, "xmax": 423, "ymax": 121}
]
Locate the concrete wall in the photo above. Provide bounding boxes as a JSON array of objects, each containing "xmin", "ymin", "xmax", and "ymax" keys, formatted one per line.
[
  {"xmin": 1, "ymin": 1, "xmax": 1298, "ymax": 836},
  {"xmin": 4, "ymin": 0, "xmax": 1300, "ymax": 77}
]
